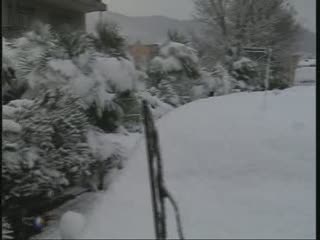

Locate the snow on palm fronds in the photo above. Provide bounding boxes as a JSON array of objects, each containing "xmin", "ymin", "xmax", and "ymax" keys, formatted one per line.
[
  {"xmin": 147, "ymin": 41, "xmax": 202, "ymax": 106},
  {"xmin": 87, "ymin": 127, "xmax": 127, "ymax": 163},
  {"xmin": 85, "ymin": 127, "xmax": 129, "ymax": 190},
  {"xmin": 2, "ymin": 87, "xmax": 94, "ymax": 205},
  {"xmin": 3, "ymin": 22, "xmax": 139, "ymax": 115},
  {"xmin": 2, "ymin": 217, "xmax": 13, "ymax": 240}
]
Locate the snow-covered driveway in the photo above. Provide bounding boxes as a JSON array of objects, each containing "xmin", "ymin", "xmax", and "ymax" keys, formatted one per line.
[{"xmin": 40, "ymin": 86, "xmax": 316, "ymax": 239}]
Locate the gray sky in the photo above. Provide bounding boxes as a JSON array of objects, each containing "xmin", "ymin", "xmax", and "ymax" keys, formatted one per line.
[{"xmin": 104, "ymin": 0, "xmax": 315, "ymax": 32}]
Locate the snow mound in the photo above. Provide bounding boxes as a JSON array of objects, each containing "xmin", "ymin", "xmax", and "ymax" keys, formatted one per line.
[
  {"xmin": 59, "ymin": 211, "xmax": 86, "ymax": 239},
  {"xmin": 39, "ymin": 86, "xmax": 315, "ymax": 239},
  {"xmin": 80, "ymin": 86, "xmax": 315, "ymax": 239}
]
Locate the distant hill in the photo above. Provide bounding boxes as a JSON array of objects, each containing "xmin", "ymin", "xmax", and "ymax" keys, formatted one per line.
[
  {"xmin": 86, "ymin": 12, "xmax": 315, "ymax": 56},
  {"xmin": 86, "ymin": 12, "xmax": 201, "ymax": 45}
]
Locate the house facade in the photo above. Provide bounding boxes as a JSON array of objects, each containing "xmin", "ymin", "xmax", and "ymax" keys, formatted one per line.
[
  {"xmin": 2, "ymin": 0, "xmax": 106, "ymax": 38},
  {"xmin": 128, "ymin": 42, "xmax": 159, "ymax": 70}
]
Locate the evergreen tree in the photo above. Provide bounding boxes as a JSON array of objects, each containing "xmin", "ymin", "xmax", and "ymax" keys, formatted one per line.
[
  {"xmin": 157, "ymin": 77, "xmax": 181, "ymax": 107},
  {"xmin": 193, "ymin": 0, "xmax": 301, "ymax": 88},
  {"xmin": 167, "ymin": 29, "xmax": 189, "ymax": 44},
  {"xmin": 93, "ymin": 20, "xmax": 126, "ymax": 57}
]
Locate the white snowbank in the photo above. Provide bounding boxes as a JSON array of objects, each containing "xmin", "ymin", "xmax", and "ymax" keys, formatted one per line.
[
  {"xmin": 83, "ymin": 86, "xmax": 315, "ymax": 239},
  {"xmin": 59, "ymin": 211, "xmax": 86, "ymax": 239},
  {"xmin": 38, "ymin": 86, "xmax": 315, "ymax": 239}
]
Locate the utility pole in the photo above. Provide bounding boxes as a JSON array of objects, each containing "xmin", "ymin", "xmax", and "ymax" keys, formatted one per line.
[{"xmin": 264, "ymin": 48, "xmax": 272, "ymax": 91}]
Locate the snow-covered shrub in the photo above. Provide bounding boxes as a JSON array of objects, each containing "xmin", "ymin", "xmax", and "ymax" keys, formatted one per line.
[
  {"xmin": 167, "ymin": 29, "xmax": 189, "ymax": 45},
  {"xmin": 2, "ymin": 88, "xmax": 91, "ymax": 205},
  {"xmin": 199, "ymin": 64, "xmax": 237, "ymax": 97},
  {"xmin": 230, "ymin": 57, "xmax": 262, "ymax": 90},
  {"xmin": 86, "ymin": 128, "xmax": 128, "ymax": 190},
  {"xmin": 2, "ymin": 22, "xmax": 137, "ymax": 239},
  {"xmin": 148, "ymin": 41, "xmax": 201, "ymax": 106},
  {"xmin": 4, "ymin": 22, "xmax": 142, "ymax": 132}
]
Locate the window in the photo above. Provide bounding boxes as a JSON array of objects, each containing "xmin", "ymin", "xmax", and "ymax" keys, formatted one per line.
[{"xmin": 17, "ymin": 7, "xmax": 34, "ymax": 27}]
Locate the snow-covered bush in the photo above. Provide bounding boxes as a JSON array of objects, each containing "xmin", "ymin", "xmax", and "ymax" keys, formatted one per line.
[
  {"xmin": 196, "ymin": 64, "xmax": 238, "ymax": 98},
  {"xmin": 2, "ymin": 22, "xmax": 138, "ymax": 239},
  {"xmin": 2, "ymin": 88, "xmax": 91, "ymax": 204},
  {"xmin": 86, "ymin": 128, "xmax": 128, "ymax": 190},
  {"xmin": 2, "ymin": 88, "xmax": 131, "ymax": 239},
  {"xmin": 231, "ymin": 57, "xmax": 261, "ymax": 89},
  {"xmin": 4, "ymin": 22, "xmax": 142, "ymax": 132},
  {"xmin": 191, "ymin": 62, "xmax": 258, "ymax": 100},
  {"xmin": 148, "ymin": 41, "xmax": 201, "ymax": 106}
]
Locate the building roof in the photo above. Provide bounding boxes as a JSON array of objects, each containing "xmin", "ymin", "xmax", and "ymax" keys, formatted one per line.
[{"xmin": 40, "ymin": 0, "xmax": 107, "ymax": 13}]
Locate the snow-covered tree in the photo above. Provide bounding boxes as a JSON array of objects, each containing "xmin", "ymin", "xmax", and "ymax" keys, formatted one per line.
[
  {"xmin": 93, "ymin": 20, "xmax": 126, "ymax": 57},
  {"xmin": 2, "ymin": 88, "xmax": 91, "ymax": 204},
  {"xmin": 2, "ymin": 21, "xmax": 137, "ymax": 239},
  {"xmin": 193, "ymin": 0, "xmax": 301, "ymax": 88},
  {"xmin": 4, "ymin": 22, "xmax": 142, "ymax": 132}
]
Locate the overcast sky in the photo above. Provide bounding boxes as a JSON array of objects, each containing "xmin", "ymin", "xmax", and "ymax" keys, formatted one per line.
[{"xmin": 104, "ymin": 0, "xmax": 315, "ymax": 32}]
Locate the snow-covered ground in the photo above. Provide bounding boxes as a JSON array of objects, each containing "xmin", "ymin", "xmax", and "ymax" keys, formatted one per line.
[
  {"xmin": 294, "ymin": 66, "xmax": 316, "ymax": 86},
  {"xmin": 297, "ymin": 58, "xmax": 316, "ymax": 68},
  {"xmin": 38, "ymin": 86, "xmax": 315, "ymax": 239}
]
